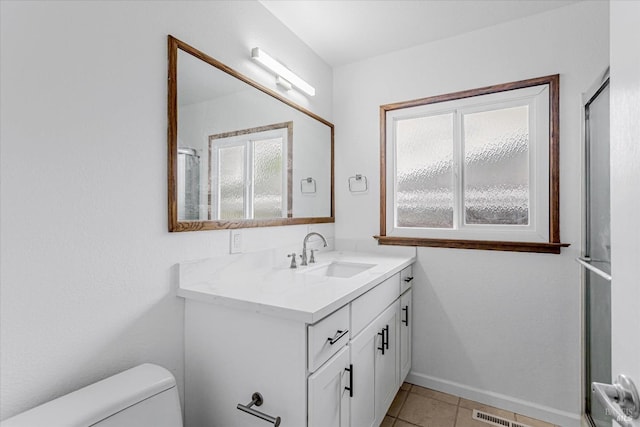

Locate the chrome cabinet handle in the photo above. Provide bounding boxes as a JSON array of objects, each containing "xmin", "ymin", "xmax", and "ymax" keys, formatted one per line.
[
  {"xmin": 592, "ymin": 375, "xmax": 640, "ymax": 427},
  {"xmin": 327, "ymin": 329, "xmax": 348, "ymax": 345}
]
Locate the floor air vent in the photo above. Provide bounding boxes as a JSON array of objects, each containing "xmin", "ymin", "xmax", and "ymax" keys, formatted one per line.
[{"xmin": 472, "ymin": 409, "xmax": 532, "ymax": 427}]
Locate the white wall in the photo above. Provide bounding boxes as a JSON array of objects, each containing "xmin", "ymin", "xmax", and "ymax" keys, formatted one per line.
[
  {"xmin": 333, "ymin": 2, "xmax": 609, "ymax": 426},
  {"xmin": 0, "ymin": 0, "xmax": 332, "ymax": 420},
  {"xmin": 610, "ymin": 5, "xmax": 640, "ymax": 427}
]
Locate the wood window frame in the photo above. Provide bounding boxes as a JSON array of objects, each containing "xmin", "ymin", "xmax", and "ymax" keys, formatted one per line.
[
  {"xmin": 376, "ymin": 74, "xmax": 568, "ymax": 254},
  {"xmin": 207, "ymin": 121, "xmax": 293, "ymax": 221}
]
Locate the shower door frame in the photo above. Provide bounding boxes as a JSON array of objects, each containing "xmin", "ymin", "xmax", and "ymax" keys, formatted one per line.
[{"xmin": 582, "ymin": 70, "xmax": 611, "ymax": 427}]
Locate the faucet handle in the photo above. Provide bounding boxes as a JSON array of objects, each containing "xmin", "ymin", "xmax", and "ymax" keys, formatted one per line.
[
  {"xmin": 309, "ymin": 249, "xmax": 317, "ymax": 264},
  {"xmin": 287, "ymin": 253, "xmax": 297, "ymax": 269}
]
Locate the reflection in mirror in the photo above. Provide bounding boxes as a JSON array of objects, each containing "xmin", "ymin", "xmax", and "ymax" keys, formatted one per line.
[
  {"xmin": 168, "ymin": 36, "xmax": 334, "ymax": 231},
  {"xmin": 209, "ymin": 121, "xmax": 292, "ymax": 220}
]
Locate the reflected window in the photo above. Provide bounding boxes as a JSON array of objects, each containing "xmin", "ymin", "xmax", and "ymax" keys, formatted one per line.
[{"xmin": 209, "ymin": 122, "xmax": 292, "ymax": 220}]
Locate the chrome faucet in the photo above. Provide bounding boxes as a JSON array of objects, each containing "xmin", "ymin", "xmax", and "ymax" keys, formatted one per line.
[{"xmin": 301, "ymin": 232, "xmax": 328, "ymax": 266}]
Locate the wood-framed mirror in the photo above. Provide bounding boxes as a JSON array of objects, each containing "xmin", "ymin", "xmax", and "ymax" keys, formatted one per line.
[{"xmin": 168, "ymin": 35, "xmax": 334, "ymax": 232}]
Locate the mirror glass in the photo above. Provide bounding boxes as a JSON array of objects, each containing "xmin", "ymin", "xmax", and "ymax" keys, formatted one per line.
[{"xmin": 168, "ymin": 36, "xmax": 334, "ymax": 231}]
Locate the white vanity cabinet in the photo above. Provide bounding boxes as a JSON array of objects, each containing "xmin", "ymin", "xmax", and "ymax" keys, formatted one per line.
[
  {"xmin": 350, "ymin": 301, "xmax": 400, "ymax": 427},
  {"xmin": 400, "ymin": 288, "xmax": 412, "ymax": 381},
  {"xmin": 399, "ymin": 266, "xmax": 413, "ymax": 381},
  {"xmin": 181, "ymin": 255, "xmax": 414, "ymax": 427},
  {"xmin": 308, "ymin": 346, "xmax": 351, "ymax": 427}
]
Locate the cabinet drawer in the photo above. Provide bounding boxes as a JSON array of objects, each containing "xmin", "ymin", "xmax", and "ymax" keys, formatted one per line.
[
  {"xmin": 351, "ymin": 274, "xmax": 400, "ymax": 337},
  {"xmin": 308, "ymin": 304, "xmax": 350, "ymax": 372},
  {"xmin": 400, "ymin": 265, "xmax": 414, "ymax": 294}
]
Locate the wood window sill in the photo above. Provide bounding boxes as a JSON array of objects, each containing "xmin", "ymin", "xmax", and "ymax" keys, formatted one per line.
[{"xmin": 374, "ymin": 235, "xmax": 569, "ymax": 254}]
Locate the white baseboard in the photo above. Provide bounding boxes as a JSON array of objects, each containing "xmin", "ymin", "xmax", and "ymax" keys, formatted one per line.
[{"xmin": 406, "ymin": 371, "xmax": 581, "ymax": 427}]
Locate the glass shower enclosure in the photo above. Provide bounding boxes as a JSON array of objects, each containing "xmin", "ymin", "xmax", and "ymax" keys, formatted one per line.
[{"xmin": 580, "ymin": 75, "xmax": 611, "ymax": 427}]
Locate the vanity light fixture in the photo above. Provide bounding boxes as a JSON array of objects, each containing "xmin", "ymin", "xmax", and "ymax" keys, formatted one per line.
[
  {"xmin": 251, "ymin": 47, "xmax": 316, "ymax": 96},
  {"xmin": 276, "ymin": 76, "xmax": 292, "ymax": 91}
]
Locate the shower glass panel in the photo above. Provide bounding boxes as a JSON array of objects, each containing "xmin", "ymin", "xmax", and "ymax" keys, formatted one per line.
[{"xmin": 583, "ymin": 79, "xmax": 611, "ymax": 427}]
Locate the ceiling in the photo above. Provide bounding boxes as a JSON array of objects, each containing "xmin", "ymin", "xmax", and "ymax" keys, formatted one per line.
[{"xmin": 259, "ymin": 0, "xmax": 581, "ymax": 67}]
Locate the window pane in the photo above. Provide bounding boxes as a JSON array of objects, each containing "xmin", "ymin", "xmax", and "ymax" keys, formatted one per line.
[
  {"xmin": 463, "ymin": 105, "xmax": 529, "ymax": 225},
  {"xmin": 177, "ymin": 150, "xmax": 200, "ymax": 221},
  {"xmin": 395, "ymin": 113, "xmax": 454, "ymax": 228},
  {"xmin": 219, "ymin": 145, "xmax": 245, "ymax": 219},
  {"xmin": 253, "ymin": 138, "xmax": 283, "ymax": 219}
]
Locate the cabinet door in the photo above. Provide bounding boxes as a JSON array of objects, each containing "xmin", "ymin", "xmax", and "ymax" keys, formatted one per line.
[
  {"xmin": 349, "ymin": 320, "xmax": 378, "ymax": 427},
  {"xmin": 308, "ymin": 346, "xmax": 351, "ymax": 427},
  {"xmin": 374, "ymin": 302, "xmax": 400, "ymax": 424},
  {"xmin": 400, "ymin": 289, "xmax": 412, "ymax": 381}
]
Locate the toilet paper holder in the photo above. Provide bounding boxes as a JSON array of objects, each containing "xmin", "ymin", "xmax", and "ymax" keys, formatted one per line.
[{"xmin": 237, "ymin": 392, "xmax": 281, "ymax": 426}]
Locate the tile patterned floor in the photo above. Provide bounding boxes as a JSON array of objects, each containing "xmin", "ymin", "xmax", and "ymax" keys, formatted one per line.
[{"xmin": 381, "ymin": 383, "xmax": 560, "ymax": 427}]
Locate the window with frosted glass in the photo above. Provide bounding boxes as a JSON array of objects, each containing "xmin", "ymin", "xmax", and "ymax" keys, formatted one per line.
[
  {"xmin": 253, "ymin": 138, "xmax": 283, "ymax": 219},
  {"xmin": 380, "ymin": 75, "xmax": 561, "ymax": 253},
  {"xmin": 210, "ymin": 122, "xmax": 290, "ymax": 221},
  {"xmin": 395, "ymin": 113, "xmax": 454, "ymax": 228},
  {"xmin": 463, "ymin": 105, "xmax": 530, "ymax": 225},
  {"xmin": 218, "ymin": 145, "xmax": 246, "ymax": 219}
]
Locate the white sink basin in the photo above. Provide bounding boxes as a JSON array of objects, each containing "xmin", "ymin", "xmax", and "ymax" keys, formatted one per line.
[{"xmin": 303, "ymin": 261, "xmax": 376, "ymax": 278}]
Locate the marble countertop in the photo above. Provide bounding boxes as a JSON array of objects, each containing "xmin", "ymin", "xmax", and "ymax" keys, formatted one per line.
[{"xmin": 177, "ymin": 251, "xmax": 415, "ymax": 323}]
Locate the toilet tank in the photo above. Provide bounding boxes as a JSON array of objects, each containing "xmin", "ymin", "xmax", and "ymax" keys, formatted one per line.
[{"xmin": 1, "ymin": 364, "xmax": 183, "ymax": 427}]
